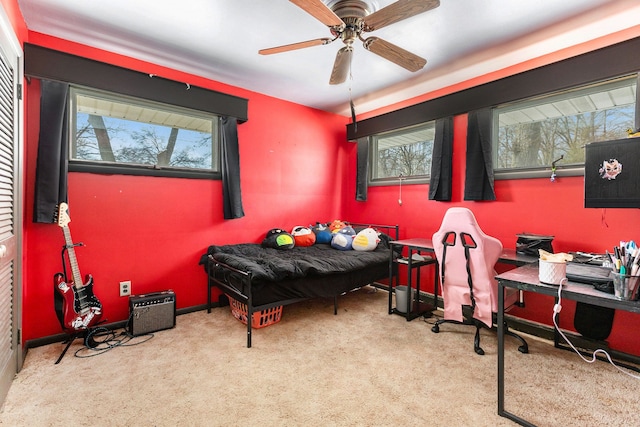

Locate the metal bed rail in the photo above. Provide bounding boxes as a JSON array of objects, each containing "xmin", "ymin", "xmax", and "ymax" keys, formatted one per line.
[{"xmin": 205, "ymin": 222, "xmax": 399, "ymax": 347}]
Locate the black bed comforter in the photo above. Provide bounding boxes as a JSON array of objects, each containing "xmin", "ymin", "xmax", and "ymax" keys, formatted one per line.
[{"xmin": 200, "ymin": 240, "xmax": 391, "ymax": 284}]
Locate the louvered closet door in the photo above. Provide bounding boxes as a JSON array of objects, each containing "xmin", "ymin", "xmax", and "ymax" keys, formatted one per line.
[{"xmin": 0, "ymin": 24, "xmax": 21, "ymax": 405}]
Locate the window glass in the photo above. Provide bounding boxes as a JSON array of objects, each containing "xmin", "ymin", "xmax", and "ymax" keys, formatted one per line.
[
  {"xmin": 70, "ymin": 87, "xmax": 219, "ymax": 173},
  {"xmin": 493, "ymin": 76, "xmax": 637, "ymax": 174},
  {"xmin": 371, "ymin": 122, "xmax": 435, "ymax": 182}
]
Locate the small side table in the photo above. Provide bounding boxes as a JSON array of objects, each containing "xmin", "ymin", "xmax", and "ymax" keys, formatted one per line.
[{"xmin": 389, "ymin": 238, "xmax": 439, "ymax": 321}]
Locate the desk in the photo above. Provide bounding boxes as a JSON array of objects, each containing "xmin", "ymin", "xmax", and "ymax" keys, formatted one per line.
[
  {"xmin": 388, "ymin": 238, "xmax": 536, "ymax": 320},
  {"xmin": 395, "ymin": 238, "xmax": 536, "ymax": 266},
  {"xmin": 496, "ymin": 263, "xmax": 640, "ymax": 426},
  {"xmin": 496, "ymin": 248, "xmax": 538, "ymax": 267}
]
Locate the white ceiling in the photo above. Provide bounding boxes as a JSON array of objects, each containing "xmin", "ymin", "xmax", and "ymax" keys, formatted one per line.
[{"xmin": 15, "ymin": 0, "xmax": 640, "ymax": 117}]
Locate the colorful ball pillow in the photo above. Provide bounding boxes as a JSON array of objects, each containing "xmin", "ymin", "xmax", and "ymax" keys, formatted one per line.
[
  {"xmin": 291, "ymin": 226, "xmax": 316, "ymax": 247},
  {"xmin": 261, "ymin": 228, "xmax": 295, "ymax": 250},
  {"xmin": 331, "ymin": 225, "xmax": 356, "ymax": 251},
  {"xmin": 329, "ymin": 219, "xmax": 347, "ymax": 233},
  {"xmin": 312, "ymin": 222, "xmax": 332, "ymax": 244},
  {"xmin": 352, "ymin": 228, "xmax": 380, "ymax": 251}
]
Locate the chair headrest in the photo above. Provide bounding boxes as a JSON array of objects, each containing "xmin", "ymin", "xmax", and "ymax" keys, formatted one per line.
[{"xmin": 432, "ymin": 207, "xmax": 502, "ymax": 260}]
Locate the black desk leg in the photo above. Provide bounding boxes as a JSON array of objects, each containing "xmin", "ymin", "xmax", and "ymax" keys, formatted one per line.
[
  {"xmin": 497, "ymin": 283, "xmax": 505, "ymax": 415},
  {"xmin": 388, "ymin": 249, "xmax": 394, "ymax": 314},
  {"xmin": 497, "ymin": 282, "xmax": 536, "ymax": 427}
]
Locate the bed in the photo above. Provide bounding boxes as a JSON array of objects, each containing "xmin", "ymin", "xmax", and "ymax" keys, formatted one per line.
[{"xmin": 199, "ymin": 223, "xmax": 399, "ymax": 347}]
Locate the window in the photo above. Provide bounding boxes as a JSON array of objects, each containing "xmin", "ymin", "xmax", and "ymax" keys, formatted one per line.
[
  {"xmin": 70, "ymin": 87, "xmax": 219, "ymax": 177},
  {"xmin": 370, "ymin": 122, "xmax": 435, "ymax": 183},
  {"xmin": 493, "ymin": 75, "xmax": 638, "ymax": 177}
]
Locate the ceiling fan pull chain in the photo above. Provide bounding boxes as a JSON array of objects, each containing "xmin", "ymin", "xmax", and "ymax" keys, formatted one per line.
[{"xmin": 349, "ymin": 52, "xmax": 357, "ymax": 132}]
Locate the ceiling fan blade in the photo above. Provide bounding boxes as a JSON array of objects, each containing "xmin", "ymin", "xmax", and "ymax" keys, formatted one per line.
[
  {"xmin": 259, "ymin": 38, "xmax": 332, "ymax": 55},
  {"xmin": 363, "ymin": 0, "xmax": 440, "ymax": 31},
  {"xmin": 289, "ymin": 0, "xmax": 344, "ymax": 27},
  {"xmin": 329, "ymin": 46, "xmax": 353, "ymax": 85},
  {"xmin": 363, "ymin": 37, "xmax": 426, "ymax": 72}
]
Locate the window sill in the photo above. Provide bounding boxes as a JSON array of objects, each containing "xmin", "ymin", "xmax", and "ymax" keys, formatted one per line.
[
  {"xmin": 69, "ymin": 161, "xmax": 220, "ymax": 180},
  {"xmin": 368, "ymin": 177, "xmax": 430, "ymax": 186},
  {"xmin": 494, "ymin": 166, "xmax": 583, "ymax": 180}
]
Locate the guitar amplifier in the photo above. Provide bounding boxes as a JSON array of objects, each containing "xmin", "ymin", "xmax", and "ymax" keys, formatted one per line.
[{"xmin": 128, "ymin": 291, "xmax": 176, "ymax": 336}]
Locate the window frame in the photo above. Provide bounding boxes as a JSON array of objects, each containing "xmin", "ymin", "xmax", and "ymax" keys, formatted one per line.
[
  {"xmin": 68, "ymin": 85, "xmax": 222, "ymax": 180},
  {"xmin": 368, "ymin": 121, "xmax": 435, "ymax": 186},
  {"xmin": 492, "ymin": 73, "xmax": 639, "ymax": 180}
]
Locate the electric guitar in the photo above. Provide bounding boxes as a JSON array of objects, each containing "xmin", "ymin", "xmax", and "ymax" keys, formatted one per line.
[{"xmin": 54, "ymin": 203, "xmax": 103, "ymax": 331}]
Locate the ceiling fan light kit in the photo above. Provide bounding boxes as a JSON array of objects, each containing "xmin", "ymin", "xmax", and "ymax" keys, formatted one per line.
[{"xmin": 260, "ymin": 0, "xmax": 440, "ymax": 85}]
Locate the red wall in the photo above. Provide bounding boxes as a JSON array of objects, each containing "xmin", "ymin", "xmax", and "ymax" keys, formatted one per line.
[
  {"xmin": 343, "ymin": 34, "xmax": 640, "ymax": 354},
  {"xmin": 12, "ymin": 8, "xmax": 640, "ymax": 357},
  {"xmin": 22, "ymin": 33, "xmax": 349, "ymax": 341}
]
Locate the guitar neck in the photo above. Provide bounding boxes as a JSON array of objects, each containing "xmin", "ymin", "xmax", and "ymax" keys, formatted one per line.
[{"xmin": 62, "ymin": 226, "xmax": 84, "ymax": 288}]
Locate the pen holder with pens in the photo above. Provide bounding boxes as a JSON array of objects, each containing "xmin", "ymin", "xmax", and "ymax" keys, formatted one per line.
[{"xmin": 611, "ymin": 272, "xmax": 640, "ymax": 300}]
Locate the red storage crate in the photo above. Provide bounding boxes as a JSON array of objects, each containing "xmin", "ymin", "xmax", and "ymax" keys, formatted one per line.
[{"xmin": 227, "ymin": 295, "xmax": 283, "ymax": 328}]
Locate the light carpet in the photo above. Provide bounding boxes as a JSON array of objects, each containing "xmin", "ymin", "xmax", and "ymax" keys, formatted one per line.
[{"xmin": 0, "ymin": 286, "xmax": 637, "ymax": 426}]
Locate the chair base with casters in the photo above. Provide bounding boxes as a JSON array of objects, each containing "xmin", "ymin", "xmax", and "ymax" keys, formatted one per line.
[{"xmin": 431, "ymin": 306, "xmax": 529, "ymax": 355}]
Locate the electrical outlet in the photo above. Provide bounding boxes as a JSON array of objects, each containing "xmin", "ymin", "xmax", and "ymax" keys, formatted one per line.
[{"xmin": 119, "ymin": 280, "xmax": 131, "ymax": 297}]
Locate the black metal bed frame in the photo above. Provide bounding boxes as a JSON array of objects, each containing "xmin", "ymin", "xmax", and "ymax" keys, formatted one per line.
[{"xmin": 206, "ymin": 222, "xmax": 399, "ymax": 347}]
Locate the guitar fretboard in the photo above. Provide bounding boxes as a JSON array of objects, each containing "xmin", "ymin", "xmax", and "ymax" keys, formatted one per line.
[{"xmin": 62, "ymin": 226, "xmax": 83, "ymax": 290}]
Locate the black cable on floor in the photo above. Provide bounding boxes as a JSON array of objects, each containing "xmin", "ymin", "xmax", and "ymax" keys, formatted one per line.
[{"xmin": 73, "ymin": 312, "xmax": 155, "ymax": 358}]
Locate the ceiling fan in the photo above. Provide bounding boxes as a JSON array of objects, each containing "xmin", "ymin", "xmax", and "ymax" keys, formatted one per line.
[{"xmin": 259, "ymin": 0, "xmax": 440, "ymax": 85}]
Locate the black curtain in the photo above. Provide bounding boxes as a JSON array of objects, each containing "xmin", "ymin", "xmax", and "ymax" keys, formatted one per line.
[
  {"xmin": 355, "ymin": 137, "xmax": 369, "ymax": 201},
  {"xmin": 464, "ymin": 109, "xmax": 496, "ymax": 201},
  {"xmin": 221, "ymin": 116, "xmax": 245, "ymax": 219},
  {"xmin": 428, "ymin": 116, "xmax": 454, "ymax": 201},
  {"xmin": 33, "ymin": 80, "xmax": 69, "ymax": 223}
]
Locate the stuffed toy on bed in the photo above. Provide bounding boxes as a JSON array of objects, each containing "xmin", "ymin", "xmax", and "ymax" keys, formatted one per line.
[
  {"xmin": 331, "ymin": 225, "xmax": 356, "ymax": 250},
  {"xmin": 329, "ymin": 219, "xmax": 347, "ymax": 233},
  {"xmin": 261, "ymin": 228, "xmax": 295, "ymax": 250},
  {"xmin": 311, "ymin": 222, "xmax": 332, "ymax": 244},
  {"xmin": 352, "ymin": 227, "xmax": 380, "ymax": 251},
  {"xmin": 291, "ymin": 226, "xmax": 316, "ymax": 247}
]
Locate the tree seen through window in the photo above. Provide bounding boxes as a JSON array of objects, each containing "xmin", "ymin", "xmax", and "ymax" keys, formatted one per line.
[
  {"xmin": 71, "ymin": 88, "xmax": 218, "ymax": 172},
  {"xmin": 372, "ymin": 122, "xmax": 435, "ymax": 180},
  {"xmin": 494, "ymin": 76, "xmax": 637, "ymax": 171}
]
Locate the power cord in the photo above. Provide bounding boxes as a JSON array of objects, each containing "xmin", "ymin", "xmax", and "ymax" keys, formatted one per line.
[
  {"xmin": 553, "ymin": 278, "xmax": 640, "ymax": 379},
  {"xmin": 422, "ymin": 312, "xmax": 442, "ymax": 326}
]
